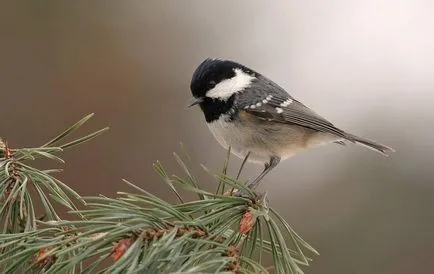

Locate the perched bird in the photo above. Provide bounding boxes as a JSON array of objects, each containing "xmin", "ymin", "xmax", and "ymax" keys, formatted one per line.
[{"xmin": 189, "ymin": 58, "xmax": 394, "ymax": 189}]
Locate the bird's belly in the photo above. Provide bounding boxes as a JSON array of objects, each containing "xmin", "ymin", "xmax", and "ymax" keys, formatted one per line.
[
  {"xmin": 207, "ymin": 115, "xmax": 333, "ymax": 164},
  {"xmin": 207, "ymin": 117, "xmax": 263, "ymax": 161}
]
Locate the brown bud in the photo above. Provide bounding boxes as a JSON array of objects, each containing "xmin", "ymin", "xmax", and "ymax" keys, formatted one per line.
[
  {"xmin": 111, "ymin": 238, "xmax": 135, "ymax": 261},
  {"xmin": 34, "ymin": 247, "xmax": 56, "ymax": 267},
  {"xmin": 239, "ymin": 211, "xmax": 256, "ymax": 234},
  {"xmin": 194, "ymin": 229, "xmax": 206, "ymax": 238}
]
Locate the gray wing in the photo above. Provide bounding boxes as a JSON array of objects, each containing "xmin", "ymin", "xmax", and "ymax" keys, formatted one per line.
[{"xmin": 235, "ymin": 76, "xmax": 348, "ymax": 140}]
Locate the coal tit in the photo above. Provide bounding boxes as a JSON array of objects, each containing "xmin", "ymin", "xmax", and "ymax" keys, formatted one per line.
[{"xmin": 189, "ymin": 58, "xmax": 394, "ymax": 189}]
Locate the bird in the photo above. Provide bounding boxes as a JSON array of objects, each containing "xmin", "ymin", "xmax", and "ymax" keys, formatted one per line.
[{"xmin": 188, "ymin": 58, "xmax": 394, "ymax": 189}]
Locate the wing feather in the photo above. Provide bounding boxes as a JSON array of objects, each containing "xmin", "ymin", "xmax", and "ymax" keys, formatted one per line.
[
  {"xmin": 235, "ymin": 77, "xmax": 348, "ymax": 139},
  {"xmin": 233, "ymin": 75, "xmax": 393, "ymax": 155}
]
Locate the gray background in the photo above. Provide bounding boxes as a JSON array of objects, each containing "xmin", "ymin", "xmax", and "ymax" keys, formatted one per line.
[{"xmin": 1, "ymin": 1, "xmax": 434, "ymax": 273}]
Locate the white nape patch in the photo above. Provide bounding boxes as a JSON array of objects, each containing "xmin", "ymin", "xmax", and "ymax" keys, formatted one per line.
[
  {"xmin": 275, "ymin": 107, "xmax": 283, "ymax": 113},
  {"xmin": 280, "ymin": 98, "xmax": 293, "ymax": 107},
  {"xmin": 206, "ymin": 68, "xmax": 256, "ymax": 100}
]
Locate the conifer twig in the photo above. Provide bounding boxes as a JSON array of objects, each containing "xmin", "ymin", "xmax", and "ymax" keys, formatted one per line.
[{"xmin": 0, "ymin": 114, "xmax": 317, "ymax": 274}]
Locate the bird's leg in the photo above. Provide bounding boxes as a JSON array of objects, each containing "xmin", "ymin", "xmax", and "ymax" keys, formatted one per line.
[
  {"xmin": 230, "ymin": 152, "xmax": 251, "ymax": 196},
  {"xmin": 246, "ymin": 156, "xmax": 280, "ymax": 189},
  {"xmin": 236, "ymin": 152, "xmax": 251, "ymax": 180}
]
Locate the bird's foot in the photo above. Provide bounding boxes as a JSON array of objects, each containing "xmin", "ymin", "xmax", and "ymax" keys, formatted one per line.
[{"xmin": 229, "ymin": 187, "xmax": 269, "ymax": 208}]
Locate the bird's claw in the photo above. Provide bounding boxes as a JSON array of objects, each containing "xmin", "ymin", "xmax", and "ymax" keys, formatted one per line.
[{"xmin": 231, "ymin": 188, "xmax": 269, "ymax": 208}]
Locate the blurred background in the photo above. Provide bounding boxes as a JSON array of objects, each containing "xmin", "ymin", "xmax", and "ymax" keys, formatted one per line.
[{"xmin": 1, "ymin": 1, "xmax": 434, "ymax": 273}]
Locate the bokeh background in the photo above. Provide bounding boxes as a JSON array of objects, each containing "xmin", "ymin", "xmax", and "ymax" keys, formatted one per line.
[{"xmin": 1, "ymin": 1, "xmax": 434, "ymax": 273}]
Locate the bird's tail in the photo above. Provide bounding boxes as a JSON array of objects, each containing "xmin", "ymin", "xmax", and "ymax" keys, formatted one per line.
[{"xmin": 344, "ymin": 133, "xmax": 395, "ymax": 156}]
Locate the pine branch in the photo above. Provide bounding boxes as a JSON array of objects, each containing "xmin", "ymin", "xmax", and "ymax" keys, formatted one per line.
[{"xmin": 0, "ymin": 114, "xmax": 317, "ymax": 274}]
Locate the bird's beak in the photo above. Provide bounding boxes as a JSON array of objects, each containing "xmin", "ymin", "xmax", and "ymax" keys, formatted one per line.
[{"xmin": 188, "ymin": 97, "xmax": 204, "ymax": 107}]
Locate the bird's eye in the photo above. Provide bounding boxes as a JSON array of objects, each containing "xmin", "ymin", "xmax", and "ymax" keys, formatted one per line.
[{"xmin": 209, "ymin": 80, "xmax": 216, "ymax": 87}]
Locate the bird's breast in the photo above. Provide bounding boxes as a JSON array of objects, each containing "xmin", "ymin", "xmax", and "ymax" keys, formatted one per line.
[{"xmin": 207, "ymin": 111, "xmax": 331, "ymax": 164}]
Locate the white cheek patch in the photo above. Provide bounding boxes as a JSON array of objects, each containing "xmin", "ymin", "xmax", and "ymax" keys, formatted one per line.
[{"xmin": 206, "ymin": 68, "xmax": 256, "ymax": 100}]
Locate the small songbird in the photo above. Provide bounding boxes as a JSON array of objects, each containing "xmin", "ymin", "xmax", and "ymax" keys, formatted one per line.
[{"xmin": 189, "ymin": 58, "xmax": 394, "ymax": 189}]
